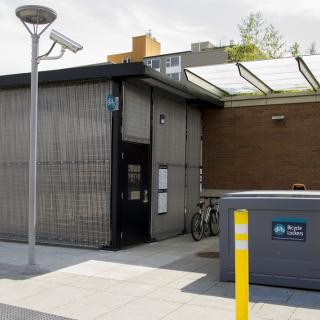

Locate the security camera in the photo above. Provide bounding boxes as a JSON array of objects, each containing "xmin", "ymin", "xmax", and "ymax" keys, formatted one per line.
[{"xmin": 50, "ymin": 29, "xmax": 83, "ymax": 53}]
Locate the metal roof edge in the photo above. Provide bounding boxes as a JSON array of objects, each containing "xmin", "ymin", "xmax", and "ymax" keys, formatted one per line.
[
  {"xmin": 0, "ymin": 62, "xmax": 221, "ymax": 106},
  {"xmin": 144, "ymin": 67, "xmax": 222, "ymax": 106},
  {"xmin": 223, "ymin": 91, "xmax": 320, "ymax": 107},
  {"xmin": 0, "ymin": 62, "xmax": 146, "ymax": 89},
  {"xmin": 144, "ymin": 47, "xmax": 227, "ymax": 59}
]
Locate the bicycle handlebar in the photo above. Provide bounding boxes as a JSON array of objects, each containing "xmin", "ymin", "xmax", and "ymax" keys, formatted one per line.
[{"xmin": 200, "ymin": 196, "xmax": 220, "ymax": 199}]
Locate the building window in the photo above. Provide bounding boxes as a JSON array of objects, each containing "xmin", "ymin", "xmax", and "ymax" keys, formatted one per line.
[
  {"xmin": 168, "ymin": 72, "xmax": 181, "ymax": 81},
  {"xmin": 165, "ymin": 55, "xmax": 181, "ymax": 81},
  {"xmin": 145, "ymin": 58, "xmax": 160, "ymax": 71},
  {"xmin": 123, "ymin": 58, "xmax": 131, "ymax": 63},
  {"xmin": 128, "ymin": 164, "xmax": 141, "ymax": 200},
  {"xmin": 165, "ymin": 56, "xmax": 181, "ymax": 68}
]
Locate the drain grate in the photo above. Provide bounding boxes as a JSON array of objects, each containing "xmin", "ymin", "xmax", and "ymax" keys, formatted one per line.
[
  {"xmin": 197, "ymin": 251, "xmax": 220, "ymax": 259},
  {"xmin": 0, "ymin": 303, "xmax": 73, "ymax": 320}
]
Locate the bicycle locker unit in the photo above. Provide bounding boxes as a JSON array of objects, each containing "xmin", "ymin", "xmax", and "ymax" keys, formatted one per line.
[{"xmin": 0, "ymin": 63, "xmax": 218, "ymax": 249}]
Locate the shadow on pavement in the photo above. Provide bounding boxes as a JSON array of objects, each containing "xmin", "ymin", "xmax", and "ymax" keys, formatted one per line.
[{"xmin": 0, "ymin": 235, "xmax": 319, "ymax": 313}]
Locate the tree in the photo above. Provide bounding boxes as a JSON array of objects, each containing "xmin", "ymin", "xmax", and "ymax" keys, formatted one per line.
[
  {"xmin": 239, "ymin": 12, "xmax": 264, "ymax": 46},
  {"xmin": 289, "ymin": 42, "xmax": 300, "ymax": 57},
  {"xmin": 262, "ymin": 24, "xmax": 285, "ymax": 58},
  {"xmin": 307, "ymin": 42, "xmax": 317, "ymax": 55},
  {"xmin": 226, "ymin": 12, "xmax": 285, "ymax": 62},
  {"xmin": 225, "ymin": 43, "xmax": 268, "ymax": 62}
]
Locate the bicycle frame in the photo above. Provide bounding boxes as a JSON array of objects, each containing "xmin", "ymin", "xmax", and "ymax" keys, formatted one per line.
[{"xmin": 191, "ymin": 196, "xmax": 220, "ymax": 241}]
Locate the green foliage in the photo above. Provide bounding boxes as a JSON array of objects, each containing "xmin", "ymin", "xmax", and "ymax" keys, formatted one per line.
[
  {"xmin": 239, "ymin": 12, "xmax": 264, "ymax": 46},
  {"xmin": 226, "ymin": 12, "xmax": 285, "ymax": 62},
  {"xmin": 226, "ymin": 12, "xmax": 319, "ymax": 62},
  {"xmin": 289, "ymin": 42, "xmax": 300, "ymax": 57},
  {"xmin": 262, "ymin": 24, "xmax": 285, "ymax": 58},
  {"xmin": 225, "ymin": 43, "xmax": 268, "ymax": 63}
]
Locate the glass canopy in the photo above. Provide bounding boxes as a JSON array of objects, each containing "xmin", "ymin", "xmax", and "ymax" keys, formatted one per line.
[
  {"xmin": 185, "ymin": 54, "xmax": 320, "ymax": 98},
  {"xmin": 186, "ymin": 63, "xmax": 260, "ymax": 95},
  {"xmin": 303, "ymin": 55, "xmax": 320, "ymax": 81}
]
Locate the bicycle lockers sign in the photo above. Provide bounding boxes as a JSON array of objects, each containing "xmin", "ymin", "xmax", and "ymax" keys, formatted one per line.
[{"xmin": 272, "ymin": 217, "xmax": 306, "ymax": 241}]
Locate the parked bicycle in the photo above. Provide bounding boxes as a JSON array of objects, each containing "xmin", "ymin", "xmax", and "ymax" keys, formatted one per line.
[{"xmin": 191, "ymin": 197, "xmax": 220, "ymax": 241}]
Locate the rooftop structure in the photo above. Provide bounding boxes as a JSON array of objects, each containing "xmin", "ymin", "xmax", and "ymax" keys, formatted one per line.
[
  {"xmin": 143, "ymin": 41, "xmax": 228, "ymax": 83},
  {"xmin": 107, "ymin": 34, "xmax": 161, "ymax": 64},
  {"xmin": 106, "ymin": 35, "xmax": 229, "ymax": 83}
]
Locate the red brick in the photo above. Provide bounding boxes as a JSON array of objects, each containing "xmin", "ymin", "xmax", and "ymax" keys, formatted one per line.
[{"xmin": 202, "ymin": 102, "xmax": 320, "ymax": 190}]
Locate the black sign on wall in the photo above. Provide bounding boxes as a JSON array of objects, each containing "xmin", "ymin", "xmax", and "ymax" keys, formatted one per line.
[{"xmin": 272, "ymin": 217, "xmax": 306, "ymax": 242}]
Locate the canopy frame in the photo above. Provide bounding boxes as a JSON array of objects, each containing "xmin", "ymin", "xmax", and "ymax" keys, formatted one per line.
[
  {"xmin": 296, "ymin": 56, "xmax": 320, "ymax": 91},
  {"xmin": 185, "ymin": 54, "xmax": 320, "ymax": 99},
  {"xmin": 237, "ymin": 62, "xmax": 273, "ymax": 95}
]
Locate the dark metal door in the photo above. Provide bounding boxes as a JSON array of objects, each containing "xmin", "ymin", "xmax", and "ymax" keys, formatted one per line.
[{"xmin": 119, "ymin": 142, "xmax": 150, "ymax": 247}]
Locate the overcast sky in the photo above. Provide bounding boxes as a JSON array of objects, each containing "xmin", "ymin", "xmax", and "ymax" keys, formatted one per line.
[{"xmin": 1, "ymin": 0, "xmax": 319, "ymax": 75}]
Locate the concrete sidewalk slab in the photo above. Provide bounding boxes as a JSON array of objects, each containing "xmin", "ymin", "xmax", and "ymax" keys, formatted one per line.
[{"xmin": 0, "ymin": 235, "xmax": 319, "ymax": 319}]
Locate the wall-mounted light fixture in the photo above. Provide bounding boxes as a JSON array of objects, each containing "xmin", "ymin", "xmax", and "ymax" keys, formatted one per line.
[
  {"xmin": 160, "ymin": 114, "xmax": 166, "ymax": 125},
  {"xmin": 272, "ymin": 115, "xmax": 285, "ymax": 121}
]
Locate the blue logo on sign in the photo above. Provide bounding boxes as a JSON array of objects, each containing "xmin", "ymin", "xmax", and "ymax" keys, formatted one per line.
[{"xmin": 274, "ymin": 224, "xmax": 286, "ymax": 236}]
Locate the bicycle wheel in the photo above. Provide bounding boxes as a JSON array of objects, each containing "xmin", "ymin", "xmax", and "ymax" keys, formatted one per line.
[
  {"xmin": 191, "ymin": 213, "xmax": 204, "ymax": 241},
  {"xmin": 209, "ymin": 209, "xmax": 220, "ymax": 236}
]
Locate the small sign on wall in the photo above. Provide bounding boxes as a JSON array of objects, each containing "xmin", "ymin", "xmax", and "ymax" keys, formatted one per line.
[
  {"xmin": 105, "ymin": 94, "xmax": 119, "ymax": 111},
  {"xmin": 158, "ymin": 165, "xmax": 168, "ymax": 214},
  {"xmin": 272, "ymin": 217, "xmax": 306, "ymax": 241}
]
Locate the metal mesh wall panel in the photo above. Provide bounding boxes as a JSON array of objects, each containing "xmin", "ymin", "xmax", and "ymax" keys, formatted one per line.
[
  {"xmin": 151, "ymin": 89, "xmax": 186, "ymax": 239},
  {"xmin": 0, "ymin": 88, "xmax": 29, "ymax": 240},
  {"xmin": 186, "ymin": 106, "xmax": 201, "ymax": 167},
  {"xmin": 185, "ymin": 106, "xmax": 201, "ymax": 231},
  {"xmin": 0, "ymin": 81, "xmax": 112, "ymax": 248},
  {"xmin": 122, "ymin": 81, "xmax": 150, "ymax": 144},
  {"xmin": 0, "ymin": 303, "xmax": 73, "ymax": 320}
]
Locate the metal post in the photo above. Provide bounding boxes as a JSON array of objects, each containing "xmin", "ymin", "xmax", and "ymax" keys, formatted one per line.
[
  {"xmin": 234, "ymin": 209, "xmax": 249, "ymax": 320},
  {"xmin": 28, "ymin": 34, "xmax": 39, "ymax": 266},
  {"xmin": 110, "ymin": 80, "xmax": 122, "ymax": 250}
]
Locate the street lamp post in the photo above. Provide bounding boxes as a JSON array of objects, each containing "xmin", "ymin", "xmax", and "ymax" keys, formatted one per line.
[
  {"xmin": 28, "ymin": 31, "xmax": 39, "ymax": 267},
  {"xmin": 16, "ymin": 5, "xmax": 57, "ymax": 269},
  {"xmin": 16, "ymin": 5, "xmax": 82, "ymax": 269}
]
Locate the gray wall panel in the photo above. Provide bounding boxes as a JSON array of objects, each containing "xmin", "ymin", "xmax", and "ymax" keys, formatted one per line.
[
  {"xmin": 151, "ymin": 90, "xmax": 186, "ymax": 239},
  {"xmin": 186, "ymin": 167, "xmax": 200, "ymax": 232},
  {"xmin": 185, "ymin": 106, "xmax": 201, "ymax": 231},
  {"xmin": 0, "ymin": 88, "xmax": 29, "ymax": 163},
  {"xmin": 0, "ymin": 81, "xmax": 112, "ymax": 248},
  {"xmin": 153, "ymin": 165, "xmax": 185, "ymax": 238},
  {"xmin": 152, "ymin": 92, "xmax": 186, "ymax": 165},
  {"xmin": 186, "ymin": 106, "xmax": 201, "ymax": 167},
  {"xmin": 122, "ymin": 81, "xmax": 150, "ymax": 144}
]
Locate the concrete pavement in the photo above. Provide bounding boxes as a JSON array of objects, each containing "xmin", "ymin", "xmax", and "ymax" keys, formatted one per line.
[{"xmin": 0, "ymin": 235, "xmax": 319, "ymax": 319}]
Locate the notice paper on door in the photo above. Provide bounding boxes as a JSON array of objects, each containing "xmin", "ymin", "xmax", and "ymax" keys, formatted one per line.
[
  {"xmin": 158, "ymin": 192, "xmax": 167, "ymax": 214},
  {"xmin": 158, "ymin": 167, "xmax": 168, "ymax": 190},
  {"xmin": 158, "ymin": 165, "xmax": 168, "ymax": 214}
]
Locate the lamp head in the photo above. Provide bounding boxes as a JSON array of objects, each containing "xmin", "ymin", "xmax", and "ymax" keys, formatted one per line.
[{"xmin": 16, "ymin": 5, "xmax": 57, "ymax": 25}]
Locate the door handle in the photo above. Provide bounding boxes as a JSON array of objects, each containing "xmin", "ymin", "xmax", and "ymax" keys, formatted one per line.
[{"xmin": 143, "ymin": 189, "xmax": 149, "ymax": 203}]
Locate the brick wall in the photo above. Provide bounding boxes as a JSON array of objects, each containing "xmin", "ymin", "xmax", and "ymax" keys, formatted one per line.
[{"xmin": 202, "ymin": 102, "xmax": 320, "ymax": 190}]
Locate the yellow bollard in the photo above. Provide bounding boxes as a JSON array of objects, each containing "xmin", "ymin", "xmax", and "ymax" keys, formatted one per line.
[{"xmin": 234, "ymin": 209, "xmax": 249, "ymax": 320}]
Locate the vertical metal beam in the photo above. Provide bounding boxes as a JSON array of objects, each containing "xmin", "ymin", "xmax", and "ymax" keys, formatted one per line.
[
  {"xmin": 296, "ymin": 56, "xmax": 320, "ymax": 91},
  {"xmin": 148, "ymin": 87, "xmax": 154, "ymax": 241},
  {"xmin": 183, "ymin": 103, "xmax": 188, "ymax": 234},
  {"xmin": 110, "ymin": 80, "xmax": 122, "ymax": 250}
]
